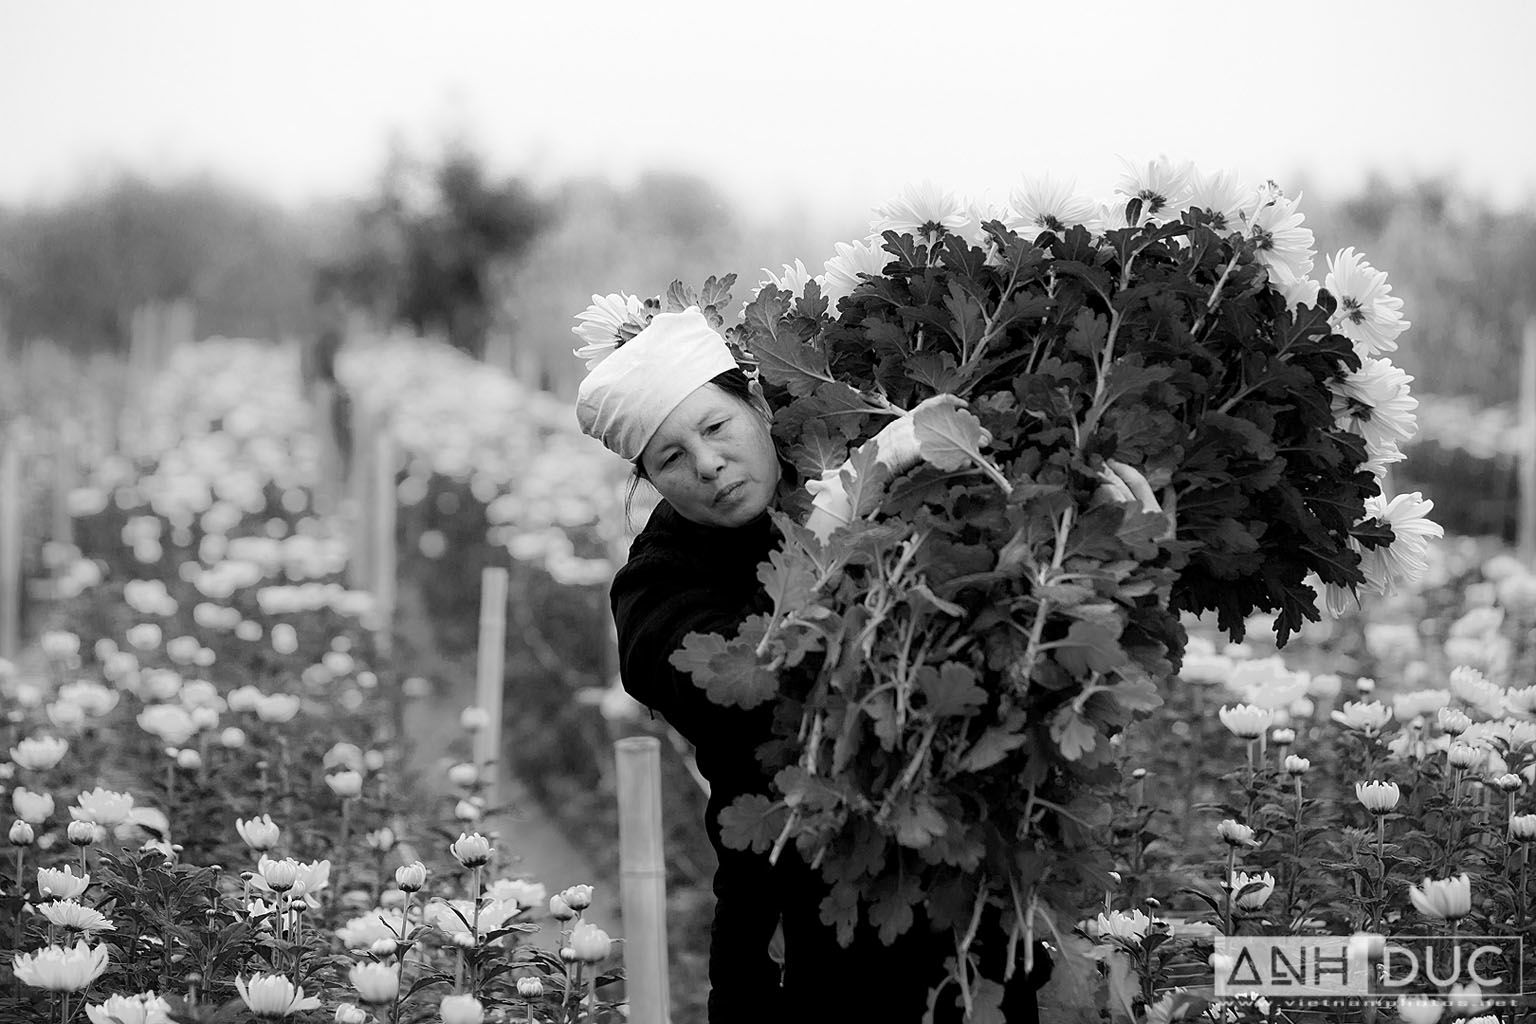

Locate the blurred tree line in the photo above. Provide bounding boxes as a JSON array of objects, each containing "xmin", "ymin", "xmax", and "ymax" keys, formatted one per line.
[{"xmin": 0, "ymin": 156, "xmax": 1530, "ymax": 402}]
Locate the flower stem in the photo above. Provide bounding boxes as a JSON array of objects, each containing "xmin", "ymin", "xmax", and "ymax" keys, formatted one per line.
[
  {"xmin": 1224, "ymin": 846, "xmax": 1236, "ymax": 937},
  {"xmin": 1373, "ymin": 815, "xmax": 1386, "ymax": 932},
  {"xmin": 469, "ymin": 866, "xmax": 482, "ymax": 990},
  {"xmin": 392, "ymin": 891, "xmax": 412, "ymax": 1024}
]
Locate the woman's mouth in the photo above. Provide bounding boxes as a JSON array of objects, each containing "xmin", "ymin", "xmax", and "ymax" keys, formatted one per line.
[{"xmin": 715, "ymin": 481, "xmax": 745, "ymax": 504}]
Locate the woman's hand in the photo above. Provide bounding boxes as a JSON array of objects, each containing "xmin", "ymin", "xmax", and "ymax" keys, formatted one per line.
[
  {"xmin": 804, "ymin": 395, "xmax": 983, "ymax": 542},
  {"xmin": 1092, "ymin": 459, "xmax": 1177, "ymax": 539}
]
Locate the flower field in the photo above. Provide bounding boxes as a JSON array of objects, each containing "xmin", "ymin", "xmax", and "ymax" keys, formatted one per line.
[
  {"xmin": 4, "ymin": 319, "xmax": 1536, "ymax": 1023},
  {"xmin": 1, "ymin": 339, "xmax": 639, "ymax": 1023}
]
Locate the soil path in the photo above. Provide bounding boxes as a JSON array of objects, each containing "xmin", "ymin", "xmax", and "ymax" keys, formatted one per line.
[{"xmin": 391, "ymin": 578, "xmax": 620, "ymax": 937}]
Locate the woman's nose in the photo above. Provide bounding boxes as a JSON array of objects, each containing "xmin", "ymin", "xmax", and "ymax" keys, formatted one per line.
[{"xmin": 697, "ymin": 447, "xmax": 726, "ymax": 480}]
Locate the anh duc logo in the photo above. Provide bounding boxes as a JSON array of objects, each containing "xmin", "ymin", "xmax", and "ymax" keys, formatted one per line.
[{"xmin": 1214, "ymin": 936, "xmax": 1524, "ymax": 1001}]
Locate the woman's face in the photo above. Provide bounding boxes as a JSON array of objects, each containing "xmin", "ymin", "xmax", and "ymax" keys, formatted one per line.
[{"xmin": 640, "ymin": 383, "xmax": 780, "ymax": 528}]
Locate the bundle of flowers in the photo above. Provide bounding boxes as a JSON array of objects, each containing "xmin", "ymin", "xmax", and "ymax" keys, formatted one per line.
[{"xmin": 578, "ymin": 159, "xmax": 1442, "ymax": 1017}]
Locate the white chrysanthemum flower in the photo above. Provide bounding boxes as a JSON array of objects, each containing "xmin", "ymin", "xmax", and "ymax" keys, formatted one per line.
[
  {"xmin": 571, "ymin": 292, "xmax": 646, "ymax": 370},
  {"xmin": 1324, "ymin": 247, "xmax": 1410, "ymax": 357},
  {"xmin": 1331, "ymin": 699, "xmax": 1394, "ymax": 735},
  {"xmin": 235, "ymin": 974, "xmax": 321, "ymax": 1018},
  {"xmin": 756, "ymin": 260, "xmax": 820, "ymax": 300},
  {"xmin": 1008, "ymin": 175, "xmax": 1101, "ymax": 236},
  {"xmin": 1244, "ymin": 185, "xmax": 1315, "ymax": 286},
  {"xmin": 821, "ymin": 238, "xmax": 889, "ymax": 307},
  {"xmin": 1359, "ymin": 492, "xmax": 1444, "ymax": 595},
  {"xmin": 12, "ymin": 941, "xmax": 109, "ymax": 991},
  {"xmin": 1332, "ymin": 357, "xmax": 1419, "ymax": 471},
  {"xmin": 870, "ymin": 181, "xmax": 971, "ymax": 243},
  {"xmin": 1181, "ymin": 167, "xmax": 1248, "ymax": 233},
  {"xmin": 1114, "ymin": 156, "xmax": 1195, "ymax": 221},
  {"xmin": 1316, "ymin": 568, "xmax": 1359, "ymax": 618},
  {"xmin": 1087, "ymin": 907, "xmax": 1160, "ymax": 941},
  {"xmin": 38, "ymin": 899, "xmax": 116, "ymax": 934},
  {"xmin": 484, "ymin": 877, "xmax": 548, "ymax": 909},
  {"xmin": 1096, "ymin": 198, "xmax": 1145, "ymax": 231},
  {"xmin": 69, "ymin": 788, "xmax": 134, "ymax": 828},
  {"xmin": 10, "ymin": 735, "xmax": 68, "ymax": 771},
  {"xmin": 85, "ymin": 991, "xmax": 173, "ymax": 1024},
  {"xmin": 335, "ymin": 909, "xmax": 407, "ymax": 949}
]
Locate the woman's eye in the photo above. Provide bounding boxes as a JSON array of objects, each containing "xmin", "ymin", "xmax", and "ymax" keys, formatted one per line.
[{"xmin": 705, "ymin": 421, "xmax": 726, "ymax": 434}]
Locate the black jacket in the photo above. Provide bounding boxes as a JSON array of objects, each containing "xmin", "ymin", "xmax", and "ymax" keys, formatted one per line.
[{"xmin": 611, "ymin": 499, "xmax": 1049, "ymax": 1023}]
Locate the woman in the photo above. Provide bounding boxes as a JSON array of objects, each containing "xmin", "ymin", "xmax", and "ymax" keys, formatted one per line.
[{"xmin": 577, "ymin": 307, "xmax": 1059, "ymax": 1022}]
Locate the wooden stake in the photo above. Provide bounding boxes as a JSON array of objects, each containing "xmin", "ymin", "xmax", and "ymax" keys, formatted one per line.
[
  {"xmin": 1521, "ymin": 318, "xmax": 1536, "ymax": 564},
  {"xmin": 371, "ymin": 427, "xmax": 397, "ymax": 659},
  {"xmin": 51, "ymin": 422, "xmax": 74, "ymax": 551},
  {"xmin": 615, "ymin": 736, "xmax": 670, "ymax": 1024},
  {"xmin": 347, "ymin": 399, "xmax": 373, "ymax": 593},
  {"xmin": 0, "ymin": 426, "xmax": 23, "ymax": 661},
  {"xmin": 473, "ymin": 567, "xmax": 508, "ymax": 809}
]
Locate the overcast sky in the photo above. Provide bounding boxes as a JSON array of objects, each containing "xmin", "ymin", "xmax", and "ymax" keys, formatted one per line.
[{"xmin": 2, "ymin": 0, "xmax": 1533, "ymax": 221}]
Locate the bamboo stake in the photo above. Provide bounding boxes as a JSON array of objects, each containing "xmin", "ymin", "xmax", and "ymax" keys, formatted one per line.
[
  {"xmin": 347, "ymin": 399, "xmax": 373, "ymax": 593},
  {"xmin": 51, "ymin": 422, "xmax": 73, "ymax": 552},
  {"xmin": 1520, "ymin": 318, "xmax": 1536, "ymax": 564},
  {"xmin": 472, "ymin": 567, "xmax": 508, "ymax": 809},
  {"xmin": 0, "ymin": 426, "xmax": 22, "ymax": 661},
  {"xmin": 371, "ymin": 427, "xmax": 396, "ymax": 659},
  {"xmin": 615, "ymin": 736, "xmax": 670, "ymax": 1024}
]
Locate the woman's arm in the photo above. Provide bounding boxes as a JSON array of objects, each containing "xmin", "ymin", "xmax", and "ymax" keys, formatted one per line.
[{"xmin": 610, "ymin": 551, "xmax": 776, "ymax": 753}]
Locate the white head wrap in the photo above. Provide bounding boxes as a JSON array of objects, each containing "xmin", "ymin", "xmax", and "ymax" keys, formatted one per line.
[{"xmin": 575, "ymin": 307, "xmax": 741, "ymax": 461}]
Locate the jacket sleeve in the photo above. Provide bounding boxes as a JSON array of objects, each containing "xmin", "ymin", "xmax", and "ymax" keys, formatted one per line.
[{"xmin": 610, "ymin": 551, "xmax": 776, "ymax": 753}]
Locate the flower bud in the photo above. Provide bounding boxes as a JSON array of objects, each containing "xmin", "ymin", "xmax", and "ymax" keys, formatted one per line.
[
  {"xmin": 1284, "ymin": 755, "xmax": 1311, "ymax": 776},
  {"xmin": 349, "ymin": 961, "xmax": 399, "ymax": 1004},
  {"xmin": 448, "ymin": 763, "xmax": 480, "ymax": 787},
  {"xmin": 1355, "ymin": 780, "xmax": 1400, "ymax": 814},
  {"xmin": 549, "ymin": 894, "xmax": 576, "ymax": 921},
  {"xmin": 220, "ymin": 727, "xmax": 247, "ymax": 749},
  {"xmin": 1493, "ymin": 773, "xmax": 1523, "ymax": 793},
  {"xmin": 365, "ymin": 827, "xmax": 396, "ymax": 852},
  {"xmin": 1511, "ymin": 814, "xmax": 1536, "ymax": 842},
  {"xmin": 326, "ymin": 770, "xmax": 363, "ymax": 799},
  {"xmin": 1448, "ymin": 743, "xmax": 1483, "ymax": 770},
  {"xmin": 369, "ymin": 938, "xmax": 399, "ymax": 959},
  {"xmin": 570, "ymin": 920, "xmax": 613, "ymax": 963},
  {"xmin": 67, "ymin": 820, "xmax": 98, "ymax": 846},
  {"xmin": 257, "ymin": 856, "xmax": 300, "ymax": 892},
  {"xmin": 459, "ymin": 706, "xmax": 491, "ymax": 732},
  {"xmin": 559, "ymin": 946, "xmax": 577, "ymax": 963},
  {"xmin": 454, "ymin": 799, "xmax": 482, "ymax": 822},
  {"xmin": 1271, "ymin": 727, "xmax": 1296, "ymax": 746},
  {"xmin": 558, "ymin": 884, "xmax": 594, "ymax": 911},
  {"xmin": 396, "ymin": 861, "xmax": 427, "ymax": 892},
  {"xmin": 516, "ymin": 976, "xmax": 544, "ymax": 998},
  {"xmin": 9, "ymin": 820, "xmax": 34, "ymax": 846},
  {"xmin": 450, "ymin": 833, "xmax": 492, "ymax": 868},
  {"xmin": 1356, "ymin": 676, "xmax": 1376, "ymax": 694},
  {"xmin": 176, "ymin": 749, "xmax": 202, "ymax": 770},
  {"xmin": 1216, "ymin": 819, "xmax": 1258, "ymax": 848},
  {"xmin": 236, "ymin": 815, "xmax": 281, "ymax": 852},
  {"xmin": 1130, "ymin": 768, "xmax": 1147, "ymax": 780},
  {"xmin": 1438, "ymin": 707, "xmax": 1471, "ymax": 736},
  {"xmin": 334, "ymin": 1004, "xmax": 368, "ymax": 1024}
]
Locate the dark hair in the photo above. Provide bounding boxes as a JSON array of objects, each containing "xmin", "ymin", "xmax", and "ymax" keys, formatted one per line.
[{"xmin": 623, "ymin": 367, "xmax": 768, "ymax": 524}]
